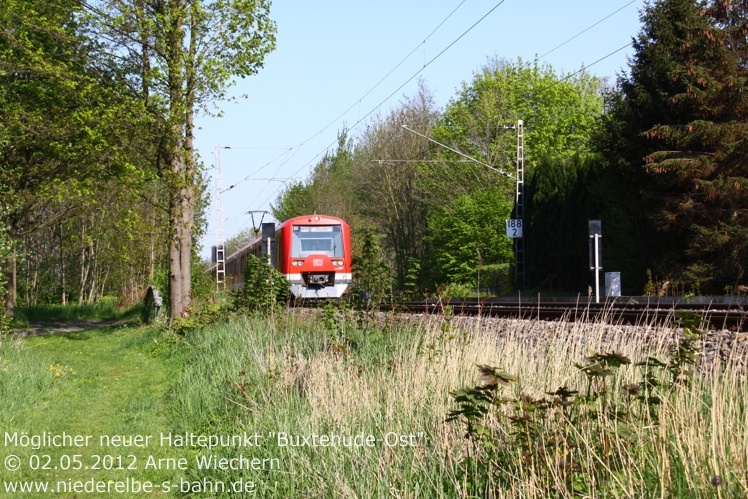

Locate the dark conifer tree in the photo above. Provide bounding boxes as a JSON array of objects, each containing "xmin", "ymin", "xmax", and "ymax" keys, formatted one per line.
[{"xmin": 600, "ymin": 0, "xmax": 748, "ymax": 292}]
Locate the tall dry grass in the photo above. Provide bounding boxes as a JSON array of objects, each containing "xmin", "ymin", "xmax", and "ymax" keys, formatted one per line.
[{"xmin": 174, "ymin": 310, "xmax": 748, "ymax": 497}]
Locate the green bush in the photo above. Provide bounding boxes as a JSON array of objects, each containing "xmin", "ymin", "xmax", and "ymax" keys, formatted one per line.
[
  {"xmin": 13, "ymin": 300, "xmax": 140, "ymax": 323},
  {"xmin": 232, "ymin": 254, "xmax": 290, "ymax": 314}
]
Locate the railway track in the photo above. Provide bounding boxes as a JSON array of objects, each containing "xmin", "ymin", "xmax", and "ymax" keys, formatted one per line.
[{"xmin": 392, "ymin": 298, "xmax": 748, "ymax": 331}]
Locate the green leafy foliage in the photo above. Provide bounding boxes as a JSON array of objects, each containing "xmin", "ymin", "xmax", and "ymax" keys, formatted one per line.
[
  {"xmin": 424, "ymin": 187, "xmax": 513, "ymax": 291},
  {"xmin": 232, "ymin": 254, "xmax": 289, "ymax": 314},
  {"xmin": 271, "ymin": 132, "xmax": 354, "ymax": 222},
  {"xmin": 272, "ymin": 182, "xmax": 319, "ymax": 222},
  {"xmin": 402, "ymin": 257, "xmax": 422, "ymax": 300},
  {"xmin": 433, "ymin": 57, "xmax": 603, "ymax": 169},
  {"xmin": 352, "ymin": 88, "xmax": 437, "ymax": 289},
  {"xmin": 351, "ymin": 231, "xmax": 392, "ymax": 306},
  {"xmin": 524, "ymin": 153, "xmax": 644, "ymax": 292},
  {"xmin": 269, "ymin": 60, "xmax": 606, "ymax": 296},
  {"xmin": 86, "ymin": 0, "xmax": 277, "ymax": 319},
  {"xmin": 223, "ymin": 228, "xmax": 258, "ymax": 257},
  {"xmin": 0, "ymin": 0, "xmax": 277, "ymax": 317},
  {"xmin": 0, "ymin": 0, "xmax": 174, "ymax": 309}
]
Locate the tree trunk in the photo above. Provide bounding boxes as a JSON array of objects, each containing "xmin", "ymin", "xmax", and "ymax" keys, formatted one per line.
[
  {"xmin": 149, "ymin": 205, "xmax": 156, "ymax": 282},
  {"xmin": 178, "ymin": 6, "xmax": 198, "ymax": 317},
  {"xmin": 60, "ymin": 223, "xmax": 66, "ymax": 305},
  {"xmin": 99, "ymin": 270, "xmax": 109, "ymax": 302},
  {"xmin": 167, "ymin": 0, "xmax": 191, "ymax": 320},
  {"xmin": 4, "ymin": 219, "xmax": 18, "ymax": 313},
  {"xmin": 169, "ymin": 185, "xmax": 193, "ymax": 318},
  {"xmin": 78, "ymin": 219, "xmax": 88, "ymax": 304},
  {"xmin": 166, "ymin": 1, "xmax": 202, "ymax": 320},
  {"xmin": 5, "ymin": 246, "xmax": 16, "ymax": 314}
]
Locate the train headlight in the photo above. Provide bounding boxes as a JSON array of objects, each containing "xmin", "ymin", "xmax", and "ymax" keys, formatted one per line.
[
  {"xmin": 332, "ymin": 260, "xmax": 343, "ymax": 267},
  {"xmin": 292, "ymin": 260, "xmax": 303, "ymax": 267}
]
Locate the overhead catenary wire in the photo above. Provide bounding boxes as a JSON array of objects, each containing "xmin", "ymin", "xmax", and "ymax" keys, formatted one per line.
[
  {"xmin": 401, "ymin": 124, "xmax": 513, "ymax": 178},
  {"xmin": 306, "ymin": 1, "xmax": 469, "ymax": 145},
  {"xmin": 373, "ymin": 159, "xmax": 476, "ymax": 163},
  {"xmin": 539, "ymin": 1, "xmax": 636, "ymax": 59},
  {"xmin": 220, "ymin": 147, "xmax": 294, "ymax": 193},
  {"xmin": 79, "ymin": 0, "xmax": 637, "ymax": 251},
  {"xmin": 246, "ymin": 0, "xmax": 489, "ymax": 213},
  {"xmin": 257, "ymin": 12, "xmax": 636, "ymax": 212},
  {"xmin": 229, "ymin": 1, "xmax": 641, "ymax": 236},
  {"xmin": 253, "ymin": 0, "xmax": 510, "ymax": 211}
]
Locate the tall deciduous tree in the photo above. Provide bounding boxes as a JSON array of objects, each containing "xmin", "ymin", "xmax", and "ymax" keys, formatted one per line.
[
  {"xmin": 431, "ymin": 57, "xmax": 604, "ymax": 200},
  {"xmin": 94, "ymin": 0, "xmax": 276, "ymax": 318},
  {"xmin": 271, "ymin": 182, "xmax": 316, "ymax": 223},
  {"xmin": 353, "ymin": 82, "xmax": 438, "ymax": 287},
  {"xmin": 600, "ymin": 0, "xmax": 748, "ymax": 292},
  {"xmin": 0, "ymin": 0, "xmax": 143, "ymax": 309},
  {"xmin": 272, "ymin": 132, "xmax": 355, "ymax": 222}
]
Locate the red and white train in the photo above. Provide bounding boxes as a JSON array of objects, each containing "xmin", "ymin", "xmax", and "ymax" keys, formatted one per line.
[{"xmin": 217, "ymin": 214, "xmax": 352, "ymax": 299}]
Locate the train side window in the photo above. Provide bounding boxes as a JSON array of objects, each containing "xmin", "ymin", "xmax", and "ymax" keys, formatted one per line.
[{"xmin": 273, "ymin": 233, "xmax": 281, "ymax": 267}]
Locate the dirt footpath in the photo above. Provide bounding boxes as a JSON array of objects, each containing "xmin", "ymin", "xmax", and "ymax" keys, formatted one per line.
[{"xmin": 15, "ymin": 320, "xmax": 128, "ymax": 337}]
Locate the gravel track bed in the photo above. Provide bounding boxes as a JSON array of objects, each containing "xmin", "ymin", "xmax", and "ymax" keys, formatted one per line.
[{"xmin": 294, "ymin": 307, "xmax": 748, "ymax": 373}]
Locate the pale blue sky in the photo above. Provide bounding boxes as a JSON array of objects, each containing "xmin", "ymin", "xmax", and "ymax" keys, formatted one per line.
[{"xmin": 196, "ymin": 0, "xmax": 646, "ymax": 257}]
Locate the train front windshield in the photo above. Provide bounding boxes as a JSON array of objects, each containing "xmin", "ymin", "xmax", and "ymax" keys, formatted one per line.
[{"xmin": 291, "ymin": 225, "xmax": 344, "ymax": 257}]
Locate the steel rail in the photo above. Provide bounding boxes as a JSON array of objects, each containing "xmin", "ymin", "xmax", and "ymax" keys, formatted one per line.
[{"xmin": 391, "ymin": 298, "xmax": 747, "ymax": 331}]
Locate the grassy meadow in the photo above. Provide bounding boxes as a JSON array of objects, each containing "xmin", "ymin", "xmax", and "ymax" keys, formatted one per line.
[{"xmin": 1, "ymin": 303, "xmax": 747, "ymax": 497}]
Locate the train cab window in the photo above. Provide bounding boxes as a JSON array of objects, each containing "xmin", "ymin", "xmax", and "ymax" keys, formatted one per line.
[{"xmin": 291, "ymin": 225, "xmax": 344, "ymax": 257}]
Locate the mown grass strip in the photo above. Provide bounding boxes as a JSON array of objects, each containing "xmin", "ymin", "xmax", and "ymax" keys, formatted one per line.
[{"xmin": 1, "ymin": 323, "xmax": 182, "ymax": 497}]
